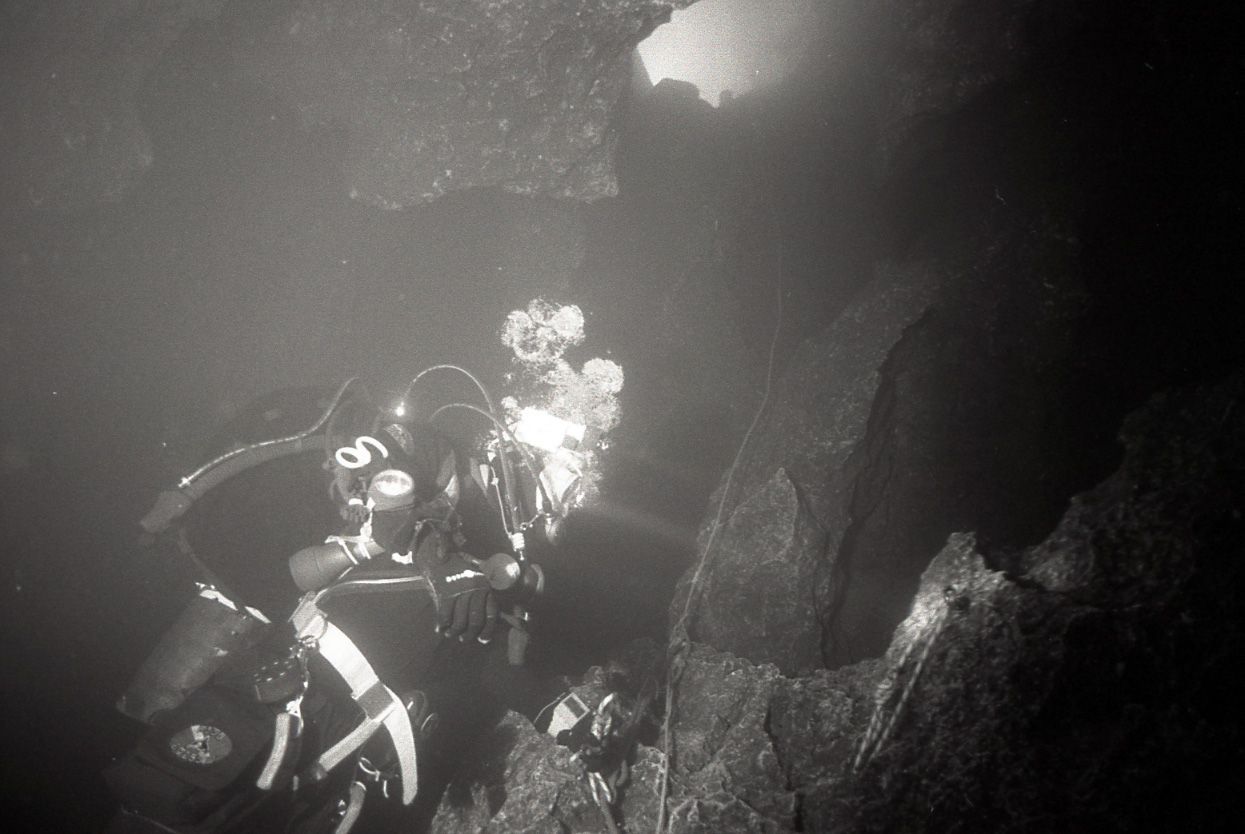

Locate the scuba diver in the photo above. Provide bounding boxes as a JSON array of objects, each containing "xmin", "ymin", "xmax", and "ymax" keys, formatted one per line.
[{"xmin": 105, "ymin": 370, "xmax": 565, "ymax": 833}]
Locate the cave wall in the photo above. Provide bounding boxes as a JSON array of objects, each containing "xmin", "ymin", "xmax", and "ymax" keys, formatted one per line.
[
  {"xmin": 832, "ymin": 375, "xmax": 1245, "ymax": 832},
  {"xmin": 432, "ymin": 0, "xmax": 1244, "ymax": 830},
  {"xmin": 655, "ymin": 0, "xmax": 1245, "ymax": 829},
  {"xmin": 0, "ymin": 0, "xmax": 694, "ymax": 212},
  {"xmin": 675, "ymin": 0, "xmax": 1099, "ymax": 669},
  {"xmin": 433, "ymin": 375, "xmax": 1244, "ymax": 833},
  {"xmin": 680, "ymin": 0, "xmax": 1243, "ymax": 671}
]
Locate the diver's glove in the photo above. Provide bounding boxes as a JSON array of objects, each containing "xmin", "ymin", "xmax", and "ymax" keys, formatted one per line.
[{"xmin": 424, "ymin": 553, "xmax": 499, "ymax": 644}]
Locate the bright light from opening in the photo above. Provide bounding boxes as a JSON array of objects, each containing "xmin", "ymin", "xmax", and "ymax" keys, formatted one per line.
[{"xmin": 636, "ymin": 0, "xmax": 816, "ymax": 107}]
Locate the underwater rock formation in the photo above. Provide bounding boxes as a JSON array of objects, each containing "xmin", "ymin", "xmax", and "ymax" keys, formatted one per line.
[
  {"xmin": 653, "ymin": 645, "xmax": 882, "ymax": 833},
  {"xmin": 677, "ymin": 201, "xmax": 1092, "ymax": 670},
  {"xmin": 678, "ymin": 0, "xmax": 1104, "ymax": 673},
  {"xmin": 436, "ymin": 373, "xmax": 1243, "ymax": 833},
  {"xmin": 672, "ymin": 259, "xmax": 946, "ymax": 674},
  {"xmin": 232, "ymin": 0, "xmax": 694, "ymax": 209},
  {"xmin": 833, "ymin": 374, "xmax": 1245, "ymax": 832},
  {"xmin": 423, "ymin": 0, "xmax": 1242, "ymax": 821},
  {"xmin": 1, "ymin": 0, "xmax": 692, "ymax": 210}
]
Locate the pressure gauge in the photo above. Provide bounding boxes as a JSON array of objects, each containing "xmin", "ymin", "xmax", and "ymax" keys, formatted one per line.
[{"xmin": 168, "ymin": 724, "xmax": 232, "ymax": 765}]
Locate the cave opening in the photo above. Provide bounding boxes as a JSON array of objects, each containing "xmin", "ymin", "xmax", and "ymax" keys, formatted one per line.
[{"xmin": 634, "ymin": 0, "xmax": 818, "ymax": 107}]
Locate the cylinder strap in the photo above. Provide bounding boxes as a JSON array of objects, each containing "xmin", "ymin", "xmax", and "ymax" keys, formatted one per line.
[{"xmin": 289, "ymin": 596, "xmax": 419, "ymax": 804}]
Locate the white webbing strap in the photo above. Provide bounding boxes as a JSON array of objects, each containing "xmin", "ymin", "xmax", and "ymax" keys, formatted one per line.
[{"xmin": 290, "ymin": 598, "xmax": 419, "ymax": 804}]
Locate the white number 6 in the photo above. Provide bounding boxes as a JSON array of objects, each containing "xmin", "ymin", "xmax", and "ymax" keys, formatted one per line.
[{"xmin": 335, "ymin": 435, "xmax": 390, "ymax": 469}]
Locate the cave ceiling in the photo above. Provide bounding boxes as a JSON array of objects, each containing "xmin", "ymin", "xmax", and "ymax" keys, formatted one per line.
[{"xmin": 0, "ymin": 0, "xmax": 696, "ymax": 211}]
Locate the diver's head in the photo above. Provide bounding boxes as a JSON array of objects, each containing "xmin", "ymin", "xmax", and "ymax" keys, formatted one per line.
[
  {"xmin": 332, "ymin": 423, "xmax": 416, "ymax": 475},
  {"xmin": 328, "ymin": 422, "xmax": 419, "ymax": 511}
]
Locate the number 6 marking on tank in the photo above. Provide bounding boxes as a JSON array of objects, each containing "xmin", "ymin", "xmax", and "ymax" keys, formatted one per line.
[{"xmin": 335, "ymin": 435, "xmax": 391, "ymax": 469}]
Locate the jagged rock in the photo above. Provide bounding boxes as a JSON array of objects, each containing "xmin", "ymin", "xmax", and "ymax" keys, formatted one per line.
[
  {"xmin": 434, "ymin": 643, "xmax": 882, "ymax": 833},
  {"xmin": 679, "ymin": 174, "xmax": 1094, "ymax": 668},
  {"xmin": 663, "ymin": 646, "xmax": 795, "ymax": 830},
  {"xmin": 231, "ymin": 0, "xmax": 694, "ymax": 209},
  {"xmin": 431, "ymin": 711, "xmax": 610, "ymax": 834},
  {"xmin": 674, "ymin": 258, "xmax": 945, "ymax": 669},
  {"xmin": 848, "ymin": 531, "xmax": 1007, "ymax": 778},
  {"xmin": 766, "ymin": 657, "xmax": 886, "ymax": 831},
  {"xmin": 680, "ymin": 468, "xmax": 826, "ymax": 674},
  {"xmin": 832, "ymin": 374, "xmax": 1245, "ymax": 832},
  {"xmin": 654, "ymin": 644, "xmax": 882, "ymax": 834},
  {"xmin": 1020, "ymin": 377, "xmax": 1244, "ymax": 605},
  {"xmin": 724, "ymin": 258, "xmax": 948, "ymax": 533},
  {"xmin": 0, "ymin": 0, "xmax": 225, "ymax": 210},
  {"xmin": 823, "ymin": 224, "xmax": 1092, "ymax": 665}
]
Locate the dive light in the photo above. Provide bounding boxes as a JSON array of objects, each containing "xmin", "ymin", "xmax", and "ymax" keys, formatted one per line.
[{"xmin": 511, "ymin": 408, "xmax": 600, "ymax": 453}]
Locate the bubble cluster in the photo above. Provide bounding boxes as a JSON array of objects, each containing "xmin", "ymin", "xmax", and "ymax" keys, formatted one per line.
[
  {"xmin": 499, "ymin": 299, "xmax": 625, "ymax": 508},
  {"xmin": 500, "ymin": 299, "xmax": 585, "ymax": 367}
]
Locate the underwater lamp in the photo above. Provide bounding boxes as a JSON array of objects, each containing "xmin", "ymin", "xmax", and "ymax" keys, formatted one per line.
[
  {"xmin": 383, "ymin": 393, "xmax": 408, "ymax": 420},
  {"xmin": 511, "ymin": 408, "xmax": 599, "ymax": 454}
]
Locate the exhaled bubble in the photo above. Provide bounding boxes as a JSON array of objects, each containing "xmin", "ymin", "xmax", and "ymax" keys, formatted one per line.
[
  {"xmin": 500, "ymin": 299, "xmax": 623, "ymax": 509},
  {"xmin": 501, "ymin": 300, "xmax": 586, "ymax": 368}
]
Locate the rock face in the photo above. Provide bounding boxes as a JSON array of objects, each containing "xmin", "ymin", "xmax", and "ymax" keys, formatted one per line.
[
  {"xmin": 0, "ymin": 0, "xmax": 692, "ymax": 211},
  {"xmin": 435, "ymin": 645, "xmax": 882, "ymax": 833},
  {"xmin": 833, "ymin": 374, "xmax": 1245, "ymax": 833},
  {"xmin": 443, "ymin": 373, "xmax": 1244, "ymax": 833},
  {"xmin": 674, "ymin": 259, "xmax": 946, "ymax": 674},
  {"xmin": 676, "ymin": 0, "xmax": 1108, "ymax": 672},
  {"xmin": 680, "ymin": 468, "xmax": 826, "ymax": 673},
  {"xmin": 657, "ymin": 645, "xmax": 882, "ymax": 833},
  {"xmin": 678, "ymin": 205, "xmax": 1092, "ymax": 670},
  {"xmin": 231, "ymin": 0, "xmax": 693, "ymax": 209}
]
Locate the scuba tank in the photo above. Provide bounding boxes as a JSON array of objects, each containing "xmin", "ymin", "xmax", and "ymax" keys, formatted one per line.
[{"xmin": 116, "ymin": 586, "xmax": 269, "ymax": 725}]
